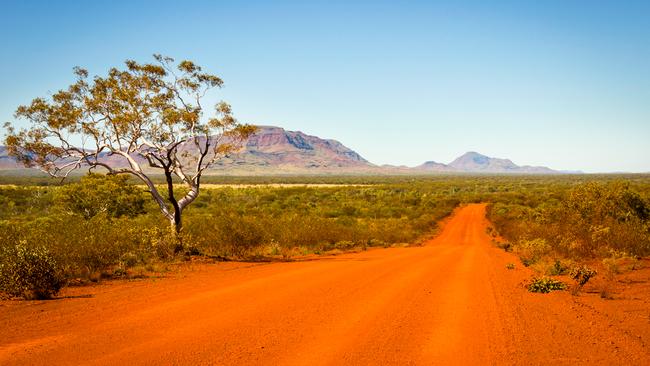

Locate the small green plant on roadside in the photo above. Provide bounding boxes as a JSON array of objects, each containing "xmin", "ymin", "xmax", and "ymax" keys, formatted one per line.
[
  {"xmin": 527, "ymin": 276, "xmax": 567, "ymax": 293},
  {"xmin": 506, "ymin": 263, "xmax": 515, "ymax": 270},
  {"xmin": 0, "ymin": 243, "xmax": 64, "ymax": 299}
]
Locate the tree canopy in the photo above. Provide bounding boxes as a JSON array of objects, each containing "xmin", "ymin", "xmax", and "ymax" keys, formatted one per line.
[{"xmin": 4, "ymin": 55, "xmax": 256, "ymax": 233}]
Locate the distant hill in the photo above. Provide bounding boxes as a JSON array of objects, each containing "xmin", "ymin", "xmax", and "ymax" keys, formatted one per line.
[
  {"xmin": 415, "ymin": 161, "xmax": 449, "ymax": 172},
  {"xmin": 213, "ymin": 126, "xmax": 373, "ymax": 172},
  {"xmin": 411, "ymin": 152, "xmax": 558, "ymax": 174},
  {"xmin": 445, "ymin": 152, "xmax": 557, "ymax": 173},
  {"xmin": 0, "ymin": 126, "xmax": 567, "ymax": 175}
]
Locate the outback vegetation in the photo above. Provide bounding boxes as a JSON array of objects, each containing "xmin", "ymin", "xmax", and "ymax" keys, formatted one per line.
[
  {"xmin": 527, "ymin": 276, "xmax": 567, "ymax": 293},
  {"xmin": 1, "ymin": 173, "xmax": 649, "ymax": 299},
  {"xmin": 0, "ymin": 174, "xmax": 463, "ymax": 298},
  {"xmin": 488, "ymin": 178, "xmax": 650, "ymax": 293}
]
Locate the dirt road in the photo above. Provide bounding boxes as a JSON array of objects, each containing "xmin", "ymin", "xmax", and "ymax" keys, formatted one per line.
[{"xmin": 1, "ymin": 204, "xmax": 648, "ymax": 365}]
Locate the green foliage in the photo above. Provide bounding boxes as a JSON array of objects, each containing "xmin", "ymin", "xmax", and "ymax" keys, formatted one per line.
[
  {"xmin": 2, "ymin": 173, "xmax": 649, "ymax": 298},
  {"xmin": 191, "ymin": 213, "xmax": 266, "ymax": 258},
  {"xmin": 517, "ymin": 238, "xmax": 551, "ymax": 266},
  {"xmin": 54, "ymin": 173, "xmax": 146, "ymax": 219},
  {"xmin": 185, "ymin": 186, "xmax": 459, "ymax": 257},
  {"xmin": 567, "ymin": 182, "xmax": 649, "ymax": 223},
  {"xmin": 0, "ymin": 213, "xmax": 169, "ymax": 281},
  {"xmin": 527, "ymin": 277, "xmax": 567, "ymax": 293},
  {"xmin": 488, "ymin": 180, "xmax": 650, "ymax": 260},
  {"xmin": 0, "ymin": 180, "xmax": 462, "ymax": 283},
  {"xmin": 0, "ymin": 243, "xmax": 64, "ymax": 299},
  {"xmin": 506, "ymin": 263, "xmax": 515, "ymax": 270}
]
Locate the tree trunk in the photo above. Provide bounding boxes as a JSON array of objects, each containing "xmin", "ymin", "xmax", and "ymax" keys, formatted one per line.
[
  {"xmin": 173, "ymin": 209, "xmax": 182, "ymax": 234},
  {"xmin": 162, "ymin": 167, "xmax": 185, "ymax": 253},
  {"xmin": 170, "ymin": 208, "xmax": 184, "ymax": 253}
]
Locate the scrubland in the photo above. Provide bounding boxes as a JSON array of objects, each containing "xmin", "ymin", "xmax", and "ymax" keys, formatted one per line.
[
  {"xmin": 486, "ymin": 177, "xmax": 650, "ymax": 293},
  {"xmin": 1, "ymin": 173, "xmax": 649, "ymax": 299}
]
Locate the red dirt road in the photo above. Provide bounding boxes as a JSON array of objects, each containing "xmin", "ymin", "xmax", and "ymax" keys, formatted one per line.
[{"xmin": 1, "ymin": 204, "xmax": 649, "ymax": 365}]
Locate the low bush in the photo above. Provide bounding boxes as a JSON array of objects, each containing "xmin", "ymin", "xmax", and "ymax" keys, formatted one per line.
[
  {"xmin": 335, "ymin": 240, "xmax": 356, "ymax": 250},
  {"xmin": 488, "ymin": 181, "xmax": 650, "ymax": 260},
  {"xmin": 527, "ymin": 276, "xmax": 567, "ymax": 293},
  {"xmin": 368, "ymin": 238, "xmax": 387, "ymax": 247},
  {"xmin": 517, "ymin": 238, "xmax": 551, "ymax": 266},
  {"xmin": 54, "ymin": 173, "xmax": 146, "ymax": 220},
  {"xmin": 0, "ymin": 243, "xmax": 64, "ymax": 299},
  {"xmin": 547, "ymin": 259, "xmax": 570, "ymax": 276},
  {"xmin": 569, "ymin": 265, "xmax": 597, "ymax": 287}
]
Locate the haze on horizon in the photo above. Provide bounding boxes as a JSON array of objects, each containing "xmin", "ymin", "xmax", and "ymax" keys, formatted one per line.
[{"xmin": 1, "ymin": 0, "xmax": 648, "ymax": 173}]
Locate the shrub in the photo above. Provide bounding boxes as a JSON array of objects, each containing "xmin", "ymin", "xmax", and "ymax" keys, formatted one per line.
[
  {"xmin": 0, "ymin": 178, "xmax": 465, "ymax": 284},
  {"xmin": 335, "ymin": 240, "xmax": 355, "ymax": 250},
  {"xmin": 54, "ymin": 173, "xmax": 146, "ymax": 220},
  {"xmin": 528, "ymin": 276, "xmax": 567, "ymax": 293},
  {"xmin": 506, "ymin": 263, "xmax": 515, "ymax": 270},
  {"xmin": 120, "ymin": 252, "xmax": 140, "ymax": 267},
  {"xmin": 490, "ymin": 181, "xmax": 650, "ymax": 259},
  {"xmin": 516, "ymin": 238, "xmax": 551, "ymax": 266},
  {"xmin": 548, "ymin": 259, "xmax": 569, "ymax": 275},
  {"xmin": 368, "ymin": 239, "xmax": 387, "ymax": 247},
  {"xmin": 210, "ymin": 214, "xmax": 266, "ymax": 258},
  {"xmin": 569, "ymin": 265, "xmax": 597, "ymax": 287},
  {"xmin": 0, "ymin": 243, "xmax": 64, "ymax": 299}
]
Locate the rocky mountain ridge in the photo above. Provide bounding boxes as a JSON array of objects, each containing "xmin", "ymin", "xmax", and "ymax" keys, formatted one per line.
[{"xmin": 0, "ymin": 126, "xmax": 566, "ymax": 174}]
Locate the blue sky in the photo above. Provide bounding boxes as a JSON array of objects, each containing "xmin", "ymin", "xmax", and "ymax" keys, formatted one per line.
[{"xmin": 1, "ymin": 0, "xmax": 649, "ymax": 172}]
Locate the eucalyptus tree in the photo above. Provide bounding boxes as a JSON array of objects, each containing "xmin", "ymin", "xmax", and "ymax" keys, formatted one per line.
[{"xmin": 4, "ymin": 55, "xmax": 256, "ymax": 235}]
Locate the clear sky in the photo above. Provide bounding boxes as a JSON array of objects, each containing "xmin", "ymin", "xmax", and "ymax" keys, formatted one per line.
[{"xmin": 1, "ymin": 0, "xmax": 649, "ymax": 172}]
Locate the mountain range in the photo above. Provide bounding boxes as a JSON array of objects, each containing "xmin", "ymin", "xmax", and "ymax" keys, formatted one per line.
[{"xmin": 0, "ymin": 125, "xmax": 570, "ymax": 174}]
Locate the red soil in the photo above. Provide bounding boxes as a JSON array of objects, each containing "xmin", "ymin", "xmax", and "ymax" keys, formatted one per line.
[{"xmin": 1, "ymin": 204, "xmax": 649, "ymax": 365}]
